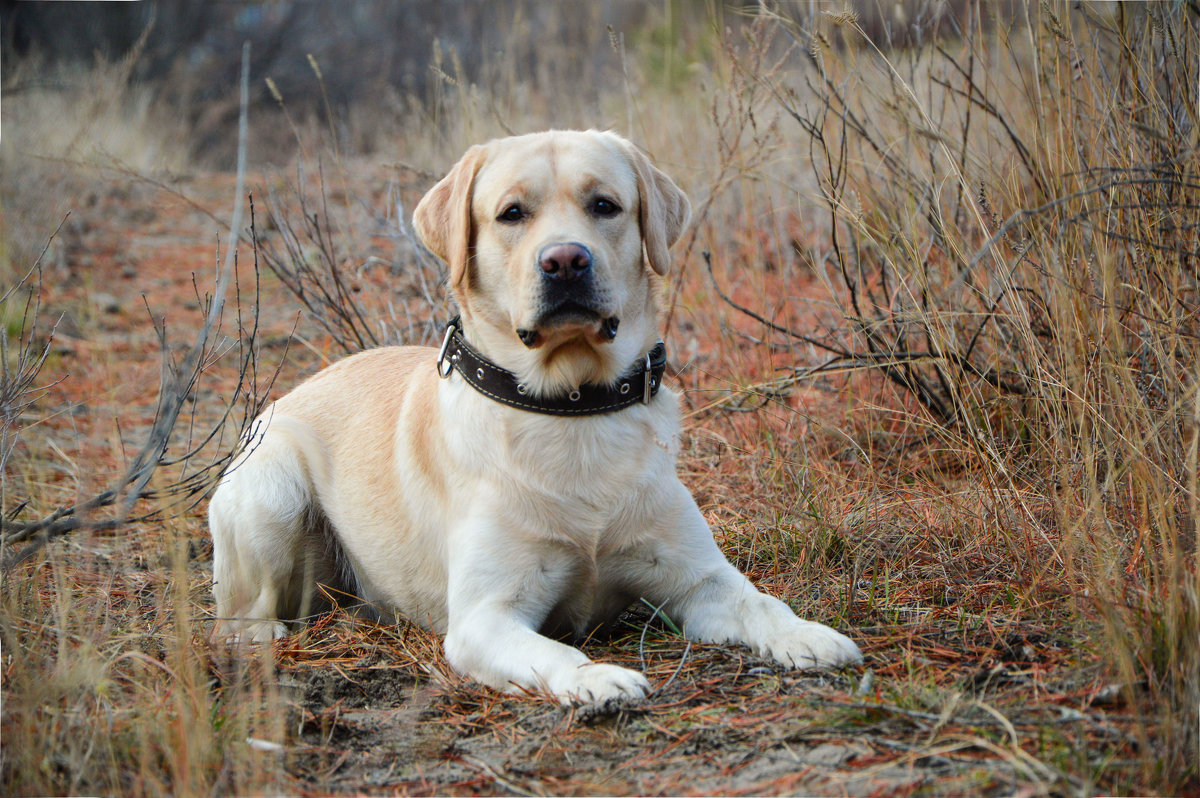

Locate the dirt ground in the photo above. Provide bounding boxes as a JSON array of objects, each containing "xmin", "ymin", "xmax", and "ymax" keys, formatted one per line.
[
  {"xmin": 4, "ymin": 162, "xmax": 1149, "ymax": 796},
  {"xmin": 281, "ymin": 640, "xmax": 979, "ymax": 795}
]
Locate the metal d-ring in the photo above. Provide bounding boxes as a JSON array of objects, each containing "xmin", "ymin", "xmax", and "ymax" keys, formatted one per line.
[
  {"xmin": 436, "ymin": 322, "xmax": 456, "ymax": 378},
  {"xmin": 642, "ymin": 353, "xmax": 653, "ymax": 404}
]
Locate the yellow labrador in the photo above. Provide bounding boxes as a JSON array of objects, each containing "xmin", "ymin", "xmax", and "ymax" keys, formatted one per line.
[{"xmin": 209, "ymin": 130, "xmax": 861, "ymax": 703}]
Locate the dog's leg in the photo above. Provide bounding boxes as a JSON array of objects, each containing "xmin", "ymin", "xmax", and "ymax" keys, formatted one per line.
[
  {"xmin": 443, "ymin": 520, "xmax": 651, "ymax": 704},
  {"xmin": 627, "ymin": 482, "xmax": 863, "ymax": 670},
  {"xmin": 210, "ymin": 419, "xmax": 323, "ymax": 643}
]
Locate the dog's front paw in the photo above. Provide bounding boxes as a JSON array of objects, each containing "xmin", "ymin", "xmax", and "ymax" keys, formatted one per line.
[
  {"xmin": 766, "ymin": 619, "xmax": 863, "ymax": 670},
  {"xmin": 549, "ymin": 662, "xmax": 651, "ymax": 705}
]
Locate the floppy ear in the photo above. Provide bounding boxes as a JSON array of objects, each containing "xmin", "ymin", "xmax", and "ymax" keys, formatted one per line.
[
  {"xmin": 624, "ymin": 143, "xmax": 692, "ymax": 276},
  {"xmin": 413, "ymin": 144, "xmax": 489, "ymax": 287}
]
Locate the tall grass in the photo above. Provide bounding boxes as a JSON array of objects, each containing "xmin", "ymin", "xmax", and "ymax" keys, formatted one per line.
[
  {"xmin": 730, "ymin": 2, "xmax": 1199, "ymax": 786},
  {"xmin": 0, "ymin": 527, "xmax": 285, "ymax": 794}
]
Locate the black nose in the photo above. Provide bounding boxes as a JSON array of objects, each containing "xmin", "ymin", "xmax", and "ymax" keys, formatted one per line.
[{"xmin": 538, "ymin": 243, "xmax": 592, "ymax": 280}]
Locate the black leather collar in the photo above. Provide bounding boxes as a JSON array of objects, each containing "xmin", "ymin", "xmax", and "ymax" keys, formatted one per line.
[{"xmin": 436, "ymin": 317, "xmax": 667, "ymax": 415}]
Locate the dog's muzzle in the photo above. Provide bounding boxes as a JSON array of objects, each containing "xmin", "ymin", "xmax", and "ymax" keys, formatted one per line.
[{"xmin": 515, "ymin": 242, "xmax": 618, "ymax": 349}]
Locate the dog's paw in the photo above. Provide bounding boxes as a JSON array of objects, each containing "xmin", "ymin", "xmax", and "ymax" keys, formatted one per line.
[
  {"xmin": 574, "ymin": 693, "xmax": 649, "ymax": 723},
  {"xmin": 224, "ymin": 619, "xmax": 288, "ymax": 645},
  {"xmin": 550, "ymin": 662, "xmax": 651, "ymax": 705},
  {"xmin": 765, "ymin": 619, "xmax": 863, "ymax": 670}
]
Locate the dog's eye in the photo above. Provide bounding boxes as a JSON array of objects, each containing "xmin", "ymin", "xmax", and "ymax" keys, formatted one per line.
[
  {"xmin": 591, "ymin": 198, "xmax": 621, "ymax": 217},
  {"xmin": 497, "ymin": 204, "xmax": 527, "ymax": 224}
]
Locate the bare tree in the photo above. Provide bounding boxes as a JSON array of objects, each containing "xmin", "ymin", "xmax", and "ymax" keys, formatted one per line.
[{"xmin": 0, "ymin": 43, "xmax": 281, "ymax": 570}]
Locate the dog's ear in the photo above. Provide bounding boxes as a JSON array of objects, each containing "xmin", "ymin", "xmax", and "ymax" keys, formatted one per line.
[
  {"xmin": 414, "ymin": 144, "xmax": 489, "ymax": 287},
  {"xmin": 624, "ymin": 143, "xmax": 691, "ymax": 276}
]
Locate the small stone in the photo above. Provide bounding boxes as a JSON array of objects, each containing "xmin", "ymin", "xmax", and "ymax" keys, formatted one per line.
[
  {"xmin": 805, "ymin": 742, "xmax": 860, "ymax": 766},
  {"xmin": 93, "ymin": 293, "xmax": 122, "ymax": 314}
]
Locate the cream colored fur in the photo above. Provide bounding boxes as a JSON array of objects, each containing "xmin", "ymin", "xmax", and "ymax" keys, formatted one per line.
[{"xmin": 209, "ymin": 130, "xmax": 862, "ymax": 703}]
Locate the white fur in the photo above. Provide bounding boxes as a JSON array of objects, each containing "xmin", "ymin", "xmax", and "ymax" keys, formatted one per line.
[{"xmin": 209, "ymin": 131, "xmax": 862, "ymax": 704}]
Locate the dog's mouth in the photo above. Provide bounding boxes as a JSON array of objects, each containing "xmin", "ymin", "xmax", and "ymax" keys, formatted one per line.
[{"xmin": 516, "ymin": 303, "xmax": 619, "ymax": 349}]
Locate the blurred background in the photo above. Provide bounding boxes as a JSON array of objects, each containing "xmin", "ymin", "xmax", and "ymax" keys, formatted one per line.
[
  {"xmin": 3, "ymin": 0, "xmax": 721, "ymax": 168},
  {"xmin": 0, "ymin": 0, "xmax": 1004, "ymax": 166}
]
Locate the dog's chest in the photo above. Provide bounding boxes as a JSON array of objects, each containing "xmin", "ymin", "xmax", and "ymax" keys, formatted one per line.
[
  {"xmin": 448, "ymin": 380, "xmax": 672, "ymax": 483},
  {"xmin": 440, "ymin": 383, "xmax": 679, "ymax": 557},
  {"xmin": 495, "ymin": 411, "xmax": 670, "ymax": 529}
]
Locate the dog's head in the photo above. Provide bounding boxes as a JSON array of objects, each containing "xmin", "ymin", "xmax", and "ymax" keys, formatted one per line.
[{"xmin": 414, "ymin": 130, "xmax": 690, "ymax": 396}]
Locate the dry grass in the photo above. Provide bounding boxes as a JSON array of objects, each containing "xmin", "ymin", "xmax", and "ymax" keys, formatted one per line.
[
  {"xmin": 1, "ymin": 30, "xmax": 191, "ymax": 281},
  {"xmin": 750, "ymin": 3, "xmax": 1200, "ymax": 788},
  {"xmin": 2, "ymin": 2, "xmax": 1198, "ymax": 794}
]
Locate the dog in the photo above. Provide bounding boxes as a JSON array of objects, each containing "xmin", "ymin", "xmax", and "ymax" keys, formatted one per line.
[{"xmin": 209, "ymin": 130, "xmax": 862, "ymax": 703}]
